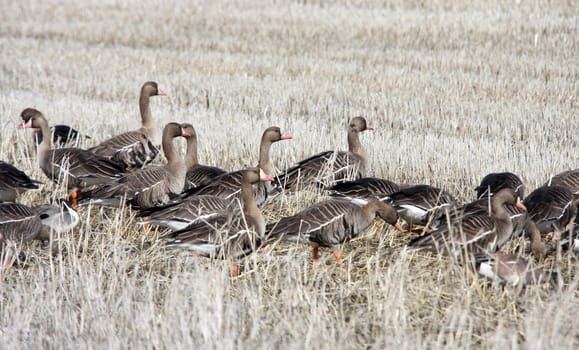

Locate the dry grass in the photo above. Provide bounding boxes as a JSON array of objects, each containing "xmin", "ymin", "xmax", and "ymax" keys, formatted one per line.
[{"xmin": 1, "ymin": 0, "xmax": 578, "ymax": 348}]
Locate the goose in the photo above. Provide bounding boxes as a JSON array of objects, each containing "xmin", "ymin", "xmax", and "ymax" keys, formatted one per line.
[
  {"xmin": 266, "ymin": 199, "xmax": 403, "ymax": 267},
  {"xmin": 274, "ymin": 116, "xmax": 372, "ymax": 193},
  {"xmin": 164, "ymin": 167, "xmax": 274, "ymax": 275},
  {"xmin": 0, "ymin": 161, "xmax": 41, "ymax": 202},
  {"xmin": 0, "ymin": 203, "xmax": 43, "ymax": 268},
  {"xmin": 182, "ymin": 123, "xmax": 227, "ymax": 190},
  {"xmin": 447, "ymin": 199, "xmax": 545, "ymax": 260},
  {"xmin": 18, "ymin": 108, "xmax": 125, "ymax": 206},
  {"xmin": 384, "ymin": 185, "xmax": 456, "ymax": 232},
  {"xmin": 179, "ymin": 126, "xmax": 291, "ymax": 206},
  {"xmin": 409, "ymin": 188, "xmax": 526, "ymax": 256},
  {"xmin": 34, "ymin": 201, "xmax": 80, "ymax": 240},
  {"xmin": 475, "ymin": 172, "xmax": 524, "ymax": 200},
  {"xmin": 138, "ymin": 195, "xmax": 231, "ymax": 231},
  {"xmin": 78, "ymin": 122, "xmax": 191, "ymax": 209},
  {"xmin": 473, "ymin": 253, "xmax": 558, "ymax": 288},
  {"xmin": 523, "ymin": 185, "xmax": 576, "ymax": 236},
  {"xmin": 546, "ymin": 168, "xmax": 579, "ymax": 197},
  {"xmin": 34, "ymin": 124, "xmax": 90, "ymax": 148},
  {"xmin": 89, "ymin": 81, "xmax": 166, "ymax": 170},
  {"xmin": 326, "ymin": 177, "xmax": 400, "ymax": 205}
]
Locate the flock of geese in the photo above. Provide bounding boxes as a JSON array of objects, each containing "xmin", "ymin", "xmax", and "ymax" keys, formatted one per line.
[{"xmin": 1, "ymin": 81, "xmax": 578, "ymax": 286}]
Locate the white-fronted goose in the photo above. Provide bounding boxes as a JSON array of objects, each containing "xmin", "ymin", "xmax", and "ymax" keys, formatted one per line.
[
  {"xmin": 182, "ymin": 123, "xmax": 227, "ymax": 190},
  {"xmin": 34, "ymin": 201, "xmax": 80, "ymax": 240},
  {"xmin": 546, "ymin": 168, "xmax": 579, "ymax": 197},
  {"xmin": 0, "ymin": 203, "xmax": 43, "ymax": 267},
  {"xmin": 409, "ymin": 188, "xmax": 526, "ymax": 256},
  {"xmin": 34, "ymin": 124, "xmax": 90, "ymax": 148},
  {"xmin": 523, "ymin": 185, "xmax": 576, "ymax": 235},
  {"xmin": 266, "ymin": 199, "xmax": 403, "ymax": 267},
  {"xmin": 18, "ymin": 108, "xmax": 125, "ymax": 205},
  {"xmin": 475, "ymin": 172, "xmax": 524, "ymax": 200},
  {"xmin": 89, "ymin": 81, "xmax": 166, "ymax": 170},
  {"xmin": 274, "ymin": 116, "xmax": 372, "ymax": 193},
  {"xmin": 326, "ymin": 177, "xmax": 400, "ymax": 205},
  {"xmin": 448, "ymin": 199, "xmax": 545, "ymax": 260},
  {"xmin": 180, "ymin": 126, "xmax": 291, "ymax": 206},
  {"xmin": 0, "ymin": 161, "xmax": 41, "ymax": 202},
  {"xmin": 78, "ymin": 123, "xmax": 190, "ymax": 209},
  {"xmin": 474, "ymin": 253, "xmax": 558, "ymax": 288},
  {"xmin": 138, "ymin": 195, "xmax": 231, "ymax": 231},
  {"xmin": 165, "ymin": 167, "xmax": 274, "ymax": 268},
  {"xmin": 384, "ymin": 185, "xmax": 456, "ymax": 231}
]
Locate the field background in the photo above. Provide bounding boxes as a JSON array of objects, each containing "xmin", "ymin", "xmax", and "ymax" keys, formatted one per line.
[{"xmin": 0, "ymin": 0, "xmax": 578, "ymax": 348}]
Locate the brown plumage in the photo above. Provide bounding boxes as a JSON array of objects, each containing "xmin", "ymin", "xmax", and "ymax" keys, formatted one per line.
[
  {"xmin": 523, "ymin": 185, "xmax": 576, "ymax": 235},
  {"xmin": 165, "ymin": 167, "xmax": 274, "ymax": 261},
  {"xmin": 447, "ymin": 198, "xmax": 546, "ymax": 260},
  {"xmin": 326, "ymin": 177, "xmax": 400, "ymax": 205},
  {"xmin": 0, "ymin": 161, "xmax": 41, "ymax": 202},
  {"xmin": 409, "ymin": 188, "xmax": 526, "ymax": 256},
  {"xmin": 266, "ymin": 199, "xmax": 403, "ymax": 266},
  {"xmin": 138, "ymin": 195, "xmax": 231, "ymax": 231},
  {"xmin": 77, "ymin": 123, "xmax": 190, "ymax": 209},
  {"xmin": 0, "ymin": 203, "xmax": 43, "ymax": 267},
  {"xmin": 18, "ymin": 109, "xmax": 125, "ymax": 195},
  {"xmin": 475, "ymin": 172, "xmax": 524, "ymax": 199},
  {"xmin": 384, "ymin": 185, "xmax": 456, "ymax": 231},
  {"xmin": 274, "ymin": 116, "xmax": 372, "ymax": 193},
  {"xmin": 89, "ymin": 81, "xmax": 166, "ymax": 170},
  {"xmin": 546, "ymin": 168, "xmax": 579, "ymax": 197},
  {"xmin": 180, "ymin": 126, "xmax": 291, "ymax": 206},
  {"xmin": 182, "ymin": 123, "xmax": 227, "ymax": 190}
]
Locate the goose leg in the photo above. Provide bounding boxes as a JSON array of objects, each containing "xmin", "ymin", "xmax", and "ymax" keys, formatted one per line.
[
  {"xmin": 333, "ymin": 250, "xmax": 345, "ymax": 269},
  {"xmin": 70, "ymin": 191, "xmax": 79, "ymax": 209},
  {"xmin": 1, "ymin": 243, "xmax": 15, "ymax": 269},
  {"xmin": 312, "ymin": 246, "xmax": 319, "ymax": 266},
  {"xmin": 231, "ymin": 264, "xmax": 240, "ymax": 278}
]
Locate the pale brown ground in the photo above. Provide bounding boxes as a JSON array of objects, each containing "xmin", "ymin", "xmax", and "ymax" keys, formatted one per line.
[{"xmin": 0, "ymin": 0, "xmax": 577, "ymax": 349}]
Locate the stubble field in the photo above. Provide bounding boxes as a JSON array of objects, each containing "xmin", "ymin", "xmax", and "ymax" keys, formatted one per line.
[{"xmin": 0, "ymin": 0, "xmax": 578, "ymax": 348}]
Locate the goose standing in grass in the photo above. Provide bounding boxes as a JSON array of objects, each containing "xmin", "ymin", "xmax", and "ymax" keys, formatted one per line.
[
  {"xmin": 0, "ymin": 203, "xmax": 43, "ymax": 268},
  {"xmin": 409, "ymin": 188, "xmax": 526, "ymax": 256},
  {"xmin": 274, "ymin": 116, "xmax": 372, "ymax": 193},
  {"xmin": 266, "ymin": 199, "xmax": 403, "ymax": 267},
  {"xmin": 326, "ymin": 177, "xmax": 400, "ymax": 205},
  {"xmin": 182, "ymin": 123, "xmax": 227, "ymax": 190},
  {"xmin": 78, "ymin": 123, "xmax": 191, "ymax": 209},
  {"xmin": 179, "ymin": 126, "xmax": 292, "ymax": 206},
  {"xmin": 0, "ymin": 161, "xmax": 41, "ymax": 202},
  {"xmin": 165, "ymin": 167, "xmax": 274, "ymax": 276},
  {"xmin": 89, "ymin": 81, "xmax": 166, "ymax": 171},
  {"xmin": 34, "ymin": 124, "xmax": 89, "ymax": 148},
  {"xmin": 384, "ymin": 184, "xmax": 456, "ymax": 232},
  {"xmin": 523, "ymin": 185, "xmax": 576, "ymax": 236},
  {"xmin": 475, "ymin": 172, "xmax": 524, "ymax": 200},
  {"xmin": 473, "ymin": 253, "xmax": 559, "ymax": 288},
  {"xmin": 18, "ymin": 108, "xmax": 126, "ymax": 206}
]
